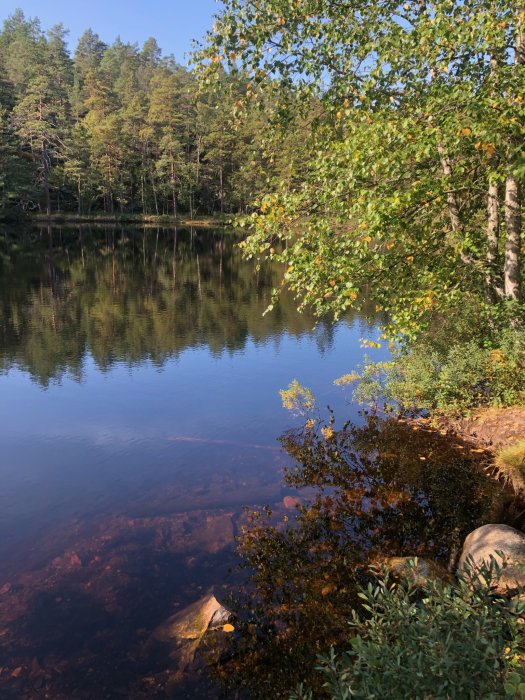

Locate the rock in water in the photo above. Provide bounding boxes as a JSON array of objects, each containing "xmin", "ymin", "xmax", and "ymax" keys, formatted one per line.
[
  {"xmin": 457, "ymin": 524, "xmax": 525, "ymax": 594},
  {"xmin": 380, "ymin": 557, "xmax": 446, "ymax": 585},
  {"xmin": 148, "ymin": 593, "xmax": 230, "ymax": 673}
]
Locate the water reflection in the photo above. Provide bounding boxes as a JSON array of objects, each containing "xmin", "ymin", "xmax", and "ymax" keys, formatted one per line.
[
  {"xmin": 0, "ymin": 227, "xmax": 513, "ymax": 698},
  {"xmin": 0, "ymin": 225, "xmax": 385, "ymax": 699},
  {"xmin": 218, "ymin": 414, "xmax": 508, "ymax": 698},
  {"xmin": 0, "ymin": 226, "xmax": 367, "ymax": 385}
]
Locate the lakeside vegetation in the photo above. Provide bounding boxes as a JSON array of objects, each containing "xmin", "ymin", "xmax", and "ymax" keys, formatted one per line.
[{"xmin": 195, "ymin": 0, "xmax": 524, "ymax": 423}]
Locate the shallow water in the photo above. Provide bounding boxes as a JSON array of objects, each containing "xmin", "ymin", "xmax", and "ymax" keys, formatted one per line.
[{"xmin": 0, "ymin": 226, "xmax": 388, "ymax": 698}]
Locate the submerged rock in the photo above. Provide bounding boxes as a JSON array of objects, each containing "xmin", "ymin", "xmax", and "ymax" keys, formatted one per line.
[
  {"xmin": 148, "ymin": 593, "xmax": 231, "ymax": 673},
  {"xmin": 379, "ymin": 557, "xmax": 446, "ymax": 585},
  {"xmin": 457, "ymin": 524, "xmax": 525, "ymax": 594}
]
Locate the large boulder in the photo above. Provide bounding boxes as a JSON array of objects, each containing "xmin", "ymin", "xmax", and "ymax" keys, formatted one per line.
[{"xmin": 457, "ymin": 524, "xmax": 525, "ymax": 594}]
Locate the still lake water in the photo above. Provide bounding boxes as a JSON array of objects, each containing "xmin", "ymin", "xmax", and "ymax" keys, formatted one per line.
[{"xmin": 0, "ymin": 226, "xmax": 388, "ymax": 698}]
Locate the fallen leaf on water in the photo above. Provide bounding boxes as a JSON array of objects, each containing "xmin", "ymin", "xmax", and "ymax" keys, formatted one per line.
[
  {"xmin": 330, "ymin": 520, "xmax": 343, "ymax": 530},
  {"xmin": 11, "ymin": 667, "xmax": 23, "ymax": 678},
  {"xmin": 0, "ymin": 583, "xmax": 11, "ymax": 595},
  {"xmin": 222, "ymin": 624, "xmax": 235, "ymax": 633}
]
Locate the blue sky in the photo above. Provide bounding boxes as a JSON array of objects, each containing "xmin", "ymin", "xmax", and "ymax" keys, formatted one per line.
[{"xmin": 0, "ymin": 0, "xmax": 220, "ymax": 64}]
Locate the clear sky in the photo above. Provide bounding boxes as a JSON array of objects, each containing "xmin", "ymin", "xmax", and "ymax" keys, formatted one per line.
[{"xmin": 0, "ymin": 0, "xmax": 220, "ymax": 64}]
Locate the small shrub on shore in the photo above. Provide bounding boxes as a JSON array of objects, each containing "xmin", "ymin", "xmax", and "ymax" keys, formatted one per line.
[
  {"xmin": 291, "ymin": 560, "xmax": 525, "ymax": 700},
  {"xmin": 496, "ymin": 440, "xmax": 525, "ymax": 492},
  {"xmin": 347, "ymin": 326, "xmax": 525, "ymax": 417}
]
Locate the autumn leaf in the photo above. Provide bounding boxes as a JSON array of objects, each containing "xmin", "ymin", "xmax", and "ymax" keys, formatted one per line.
[{"xmin": 321, "ymin": 583, "xmax": 337, "ymax": 596}]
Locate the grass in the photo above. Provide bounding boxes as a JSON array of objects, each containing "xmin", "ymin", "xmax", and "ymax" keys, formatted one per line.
[{"xmin": 495, "ymin": 439, "xmax": 525, "ymax": 492}]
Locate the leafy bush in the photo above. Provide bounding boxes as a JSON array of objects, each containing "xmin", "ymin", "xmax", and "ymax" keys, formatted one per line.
[
  {"xmin": 292, "ymin": 560, "xmax": 525, "ymax": 700},
  {"xmin": 348, "ymin": 326, "xmax": 525, "ymax": 417}
]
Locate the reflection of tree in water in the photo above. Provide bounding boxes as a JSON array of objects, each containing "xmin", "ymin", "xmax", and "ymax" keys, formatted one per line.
[
  {"xmin": 216, "ymin": 414, "xmax": 504, "ymax": 698},
  {"xmin": 0, "ymin": 227, "xmax": 354, "ymax": 385}
]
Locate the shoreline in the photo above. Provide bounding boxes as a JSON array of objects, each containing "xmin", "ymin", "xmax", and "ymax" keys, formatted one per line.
[
  {"xmin": 412, "ymin": 406, "xmax": 525, "ymax": 493},
  {"xmin": 33, "ymin": 213, "xmax": 232, "ymax": 228},
  {"xmin": 2, "ymin": 212, "xmax": 234, "ymax": 228}
]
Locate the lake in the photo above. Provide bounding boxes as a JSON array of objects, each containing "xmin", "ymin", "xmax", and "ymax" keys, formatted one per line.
[
  {"xmin": 0, "ymin": 227, "xmax": 384, "ymax": 698},
  {"xmin": 0, "ymin": 225, "xmax": 389, "ymax": 698}
]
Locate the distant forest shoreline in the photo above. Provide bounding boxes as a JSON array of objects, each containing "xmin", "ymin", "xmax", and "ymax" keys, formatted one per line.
[
  {"xmin": 28, "ymin": 212, "xmax": 230, "ymax": 227},
  {"xmin": 0, "ymin": 10, "xmax": 296, "ymax": 219}
]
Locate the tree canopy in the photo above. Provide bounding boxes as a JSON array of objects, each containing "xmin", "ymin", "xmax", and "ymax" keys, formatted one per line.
[{"xmin": 197, "ymin": 0, "xmax": 524, "ymax": 338}]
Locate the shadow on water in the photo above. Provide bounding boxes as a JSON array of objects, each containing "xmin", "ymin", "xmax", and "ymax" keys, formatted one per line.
[{"xmin": 211, "ymin": 413, "xmax": 517, "ymax": 699}]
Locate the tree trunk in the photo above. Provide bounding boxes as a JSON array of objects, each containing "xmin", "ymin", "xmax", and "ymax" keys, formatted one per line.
[
  {"xmin": 42, "ymin": 142, "xmax": 51, "ymax": 215},
  {"xmin": 171, "ymin": 158, "xmax": 177, "ymax": 217},
  {"xmin": 503, "ymin": 8, "xmax": 524, "ymax": 302},
  {"xmin": 486, "ymin": 179, "xmax": 503, "ymax": 302},
  {"xmin": 219, "ymin": 166, "xmax": 224, "ymax": 214},
  {"xmin": 150, "ymin": 171, "xmax": 159, "ymax": 216},
  {"xmin": 504, "ymin": 174, "xmax": 522, "ymax": 301}
]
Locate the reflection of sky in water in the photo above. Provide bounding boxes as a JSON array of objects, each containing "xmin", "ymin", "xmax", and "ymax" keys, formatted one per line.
[
  {"xmin": 1, "ymin": 322, "xmax": 385, "ymax": 440},
  {"xmin": 0, "ymin": 320, "xmax": 389, "ymax": 565}
]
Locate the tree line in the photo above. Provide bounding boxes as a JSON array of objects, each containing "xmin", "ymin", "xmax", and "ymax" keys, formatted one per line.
[{"xmin": 0, "ymin": 10, "xmax": 292, "ymax": 217}]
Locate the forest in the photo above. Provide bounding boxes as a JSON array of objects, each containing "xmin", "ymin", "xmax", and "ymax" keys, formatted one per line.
[{"xmin": 0, "ymin": 9, "xmax": 300, "ymax": 218}]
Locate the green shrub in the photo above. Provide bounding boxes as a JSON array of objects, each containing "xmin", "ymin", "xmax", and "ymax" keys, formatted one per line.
[
  {"xmin": 292, "ymin": 560, "xmax": 525, "ymax": 700},
  {"xmin": 495, "ymin": 440, "xmax": 525, "ymax": 492},
  {"xmin": 348, "ymin": 327, "xmax": 525, "ymax": 417},
  {"xmin": 343, "ymin": 301, "xmax": 525, "ymax": 416}
]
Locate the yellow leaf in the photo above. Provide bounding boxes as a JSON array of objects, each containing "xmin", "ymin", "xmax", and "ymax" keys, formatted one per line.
[
  {"xmin": 321, "ymin": 584, "xmax": 337, "ymax": 596},
  {"xmin": 223, "ymin": 624, "xmax": 235, "ymax": 633}
]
